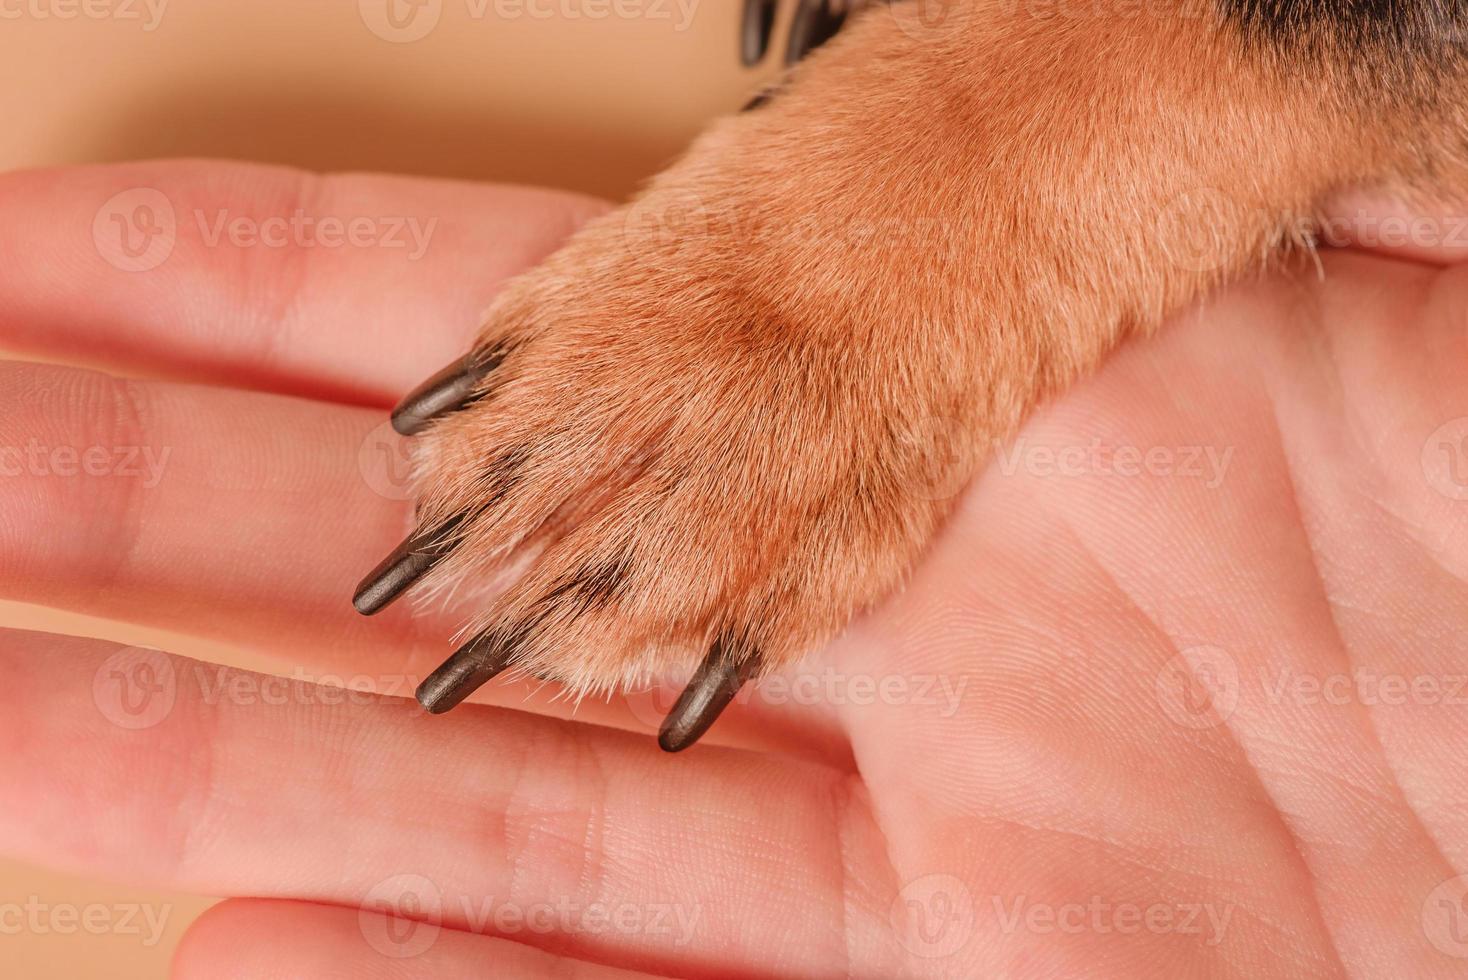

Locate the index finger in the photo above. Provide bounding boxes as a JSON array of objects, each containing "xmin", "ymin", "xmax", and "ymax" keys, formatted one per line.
[{"xmin": 0, "ymin": 160, "xmax": 607, "ymax": 405}]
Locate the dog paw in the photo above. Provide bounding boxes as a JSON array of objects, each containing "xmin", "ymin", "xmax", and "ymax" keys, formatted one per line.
[
  {"xmin": 350, "ymin": 0, "xmax": 1441, "ymax": 749},
  {"xmin": 352, "ymin": 165, "xmax": 975, "ymax": 750}
]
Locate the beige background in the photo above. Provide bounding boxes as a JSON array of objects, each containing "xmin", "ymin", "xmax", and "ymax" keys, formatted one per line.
[{"xmin": 0, "ymin": 1, "xmax": 781, "ymax": 975}]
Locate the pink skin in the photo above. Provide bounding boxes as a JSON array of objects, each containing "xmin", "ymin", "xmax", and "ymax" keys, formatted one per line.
[{"xmin": 0, "ymin": 160, "xmax": 1465, "ymax": 977}]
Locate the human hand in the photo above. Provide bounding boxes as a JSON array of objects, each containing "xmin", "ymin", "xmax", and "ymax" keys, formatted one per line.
[{"xmin": 1, "ymin": 160, "xmax": 1466, "ymax": 977}]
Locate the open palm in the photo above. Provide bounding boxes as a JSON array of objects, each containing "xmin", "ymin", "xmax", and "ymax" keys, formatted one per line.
[{"xmin": 1, "ymin": 161, "xmax": 1465, "ymax": 979}]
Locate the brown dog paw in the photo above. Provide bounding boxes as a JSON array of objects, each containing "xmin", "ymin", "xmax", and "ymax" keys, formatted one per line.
[
  {"xmin": 354, "ymin": 173, "xmax": 973, "ymax": 750},
  {"xmin": 354, "ymin": 2, "xmax": 1468, "ymax": 749}
]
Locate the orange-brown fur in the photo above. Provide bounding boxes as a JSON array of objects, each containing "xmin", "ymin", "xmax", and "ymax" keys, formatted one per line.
[{"xmin": 407, "ymin": 1, "xmax": 1468, "ymax": 695}]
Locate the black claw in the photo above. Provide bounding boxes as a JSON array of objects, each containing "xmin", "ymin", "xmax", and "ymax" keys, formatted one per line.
[
  {"xmin": 352, "ymin": 518, "xmax": 463, "ymax": 616},
  {"xmin": 785, "ymin": 0, "xmax": 846, "ymax": 65},
  {"xmin": 390, "ymin": 352, "xmax": 500, "ymax": 436},
  {"xmin": 741, "ymin": 0, "xmax": 777, "ymax": 65},
  {"xmin": 416, "ymin": 629, "xmax": 520, "ymax": 714},
  {"xmin": 658, "ymin": 642, "xmax": 761, "ymax": 753}
]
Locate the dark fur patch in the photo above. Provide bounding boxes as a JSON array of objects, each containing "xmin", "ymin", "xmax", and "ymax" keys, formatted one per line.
[
  {"xmin": 1222, "ymin": 0, "xmax": 1467, "ymax": 51},
  {"xmin": 482, "ymin": 446, "xmax": 530, "ymax": 507},
  {"xmin": 543, "ymin": 550, "xmax": 634, "ymax": 615}
]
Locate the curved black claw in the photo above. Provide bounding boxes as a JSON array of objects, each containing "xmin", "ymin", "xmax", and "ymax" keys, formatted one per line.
[
  {"xmin": 742, "ymin": 0, "xmax": 777, "ymax": 65},
  {"xmin": 658, "ymin": 641, "xmax": 761, "ymax": 753},
  {"xmin": 416, "ymin": 628, "xmax": 521, "ymax": 714},
  {"xmin": 786, "ymin": 0, "xmax": 846, "ymax": 65},
  {"xmin": 352, "ymin": 517, "xmax": 464, "ymax": 616},
  {"xmin": 390, "ymin": 350, "xmax": 502, "ymax": 436}
]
